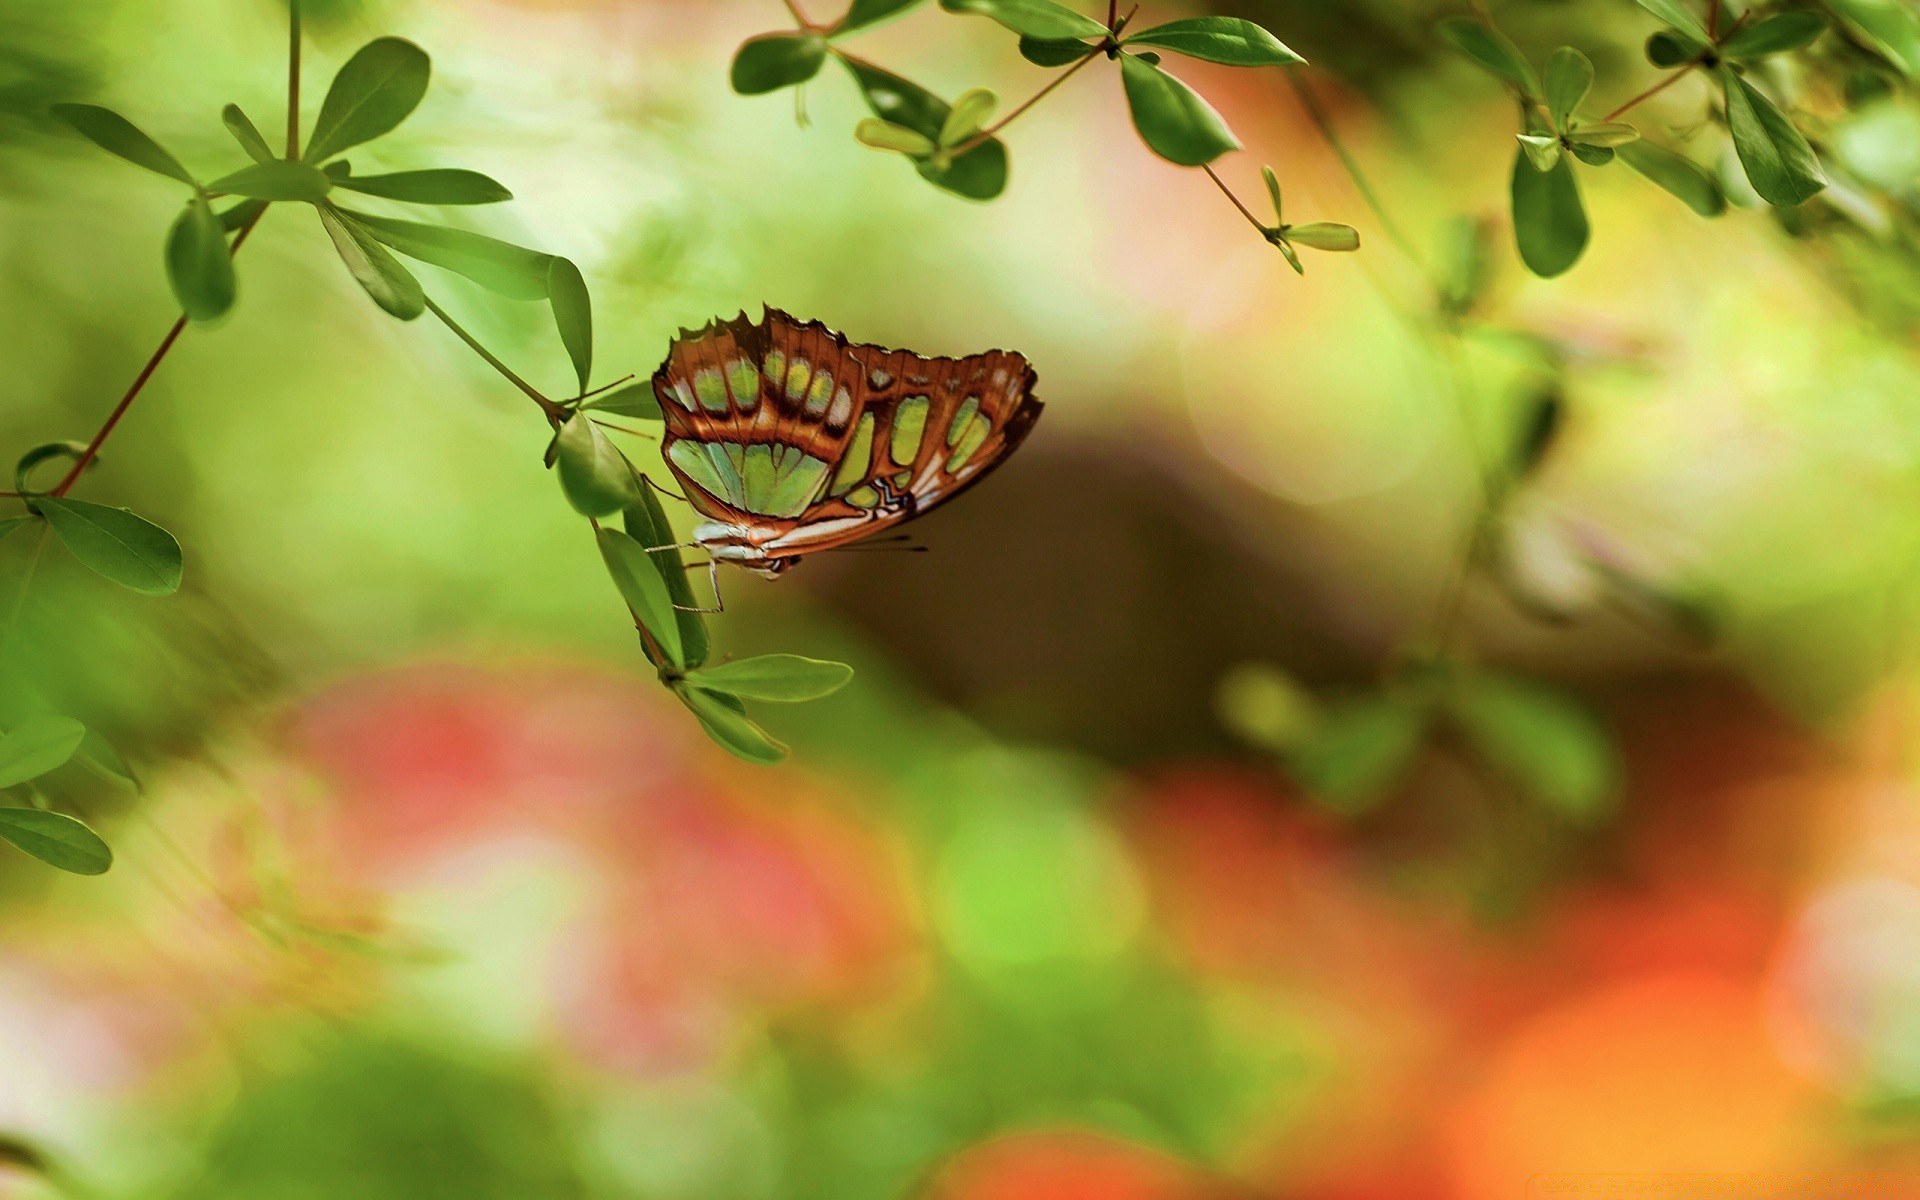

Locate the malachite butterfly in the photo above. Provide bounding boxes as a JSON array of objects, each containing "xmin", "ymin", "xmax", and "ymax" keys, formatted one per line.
[{"xmin": 651, "ymin": 308, "xmax": 1043, "ymax": 577}]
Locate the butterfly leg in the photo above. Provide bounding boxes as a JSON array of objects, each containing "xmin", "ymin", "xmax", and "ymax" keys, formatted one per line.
[{"xmin": 646, "ymin": 543, "xmax": 727, "ymax": 614}]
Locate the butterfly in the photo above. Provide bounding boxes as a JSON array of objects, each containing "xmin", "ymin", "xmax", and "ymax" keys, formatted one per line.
[{"xmin": 650, "ymin": 308, "xmax": 1043, "ymax": 584}]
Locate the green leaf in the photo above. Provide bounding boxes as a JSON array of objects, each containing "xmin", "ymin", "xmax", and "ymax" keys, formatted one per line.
[
  {"xmin": 332, "ymin": 168, "xmax": 512, "ymax": 205},
  {"xmin": 1518, "ymin": 132, "xmax": 1564, "ymax": 171},
  {"xmin": 1274, "ymin": 237, "xmax": 1305, "ymax": 274},
  {"xmin": 14, "ymin": 442, "xmax": 86, "ymax": 496},
  {"xmin": 50, "ymin": 103, "xmax": 196, "ymax": 185},
  {"xmin": 836, "ymin": 0, "xmax": 927, "ymax": 35},
  {"xmin": 37, "ymin": 497, "xmax": 183, "ymax": 595},
  {"xmin": 1566, "ymin": 121, "xmax": 1640, "ymax": 147},
  {"xmin": 548, "ymin": 258, "xmax": 592, "ymax": 395},
  {"xmin": 316, "ymin": 204, "xmax": 425, "ymax": 319},
  {"xmin": 76, "ymin": 730, "xmax": 137, "ymax": 789},
  {"xmin": 1449, "ymin": 674, "xmax": 1617, "ymax": 821},
  {"xmin": 1720, "ymin": 67, "xmax": 1826, "ymax": 205},
  {"xmin": 687, "ymin": 654, "xmax": 854, "ymax": 702},
  {"xmin": 0, "ymin": 516, "xmax": 32, "ymax": 544},
  {"xmin": 206, "ymin": 159, "xmax": 332, "ymax": 201},
  {"xmin": 0, "ymin": 716, "xmax": 86, "ymax": 788},
  {"xmin": 1568, "ymin": 142, "xmax": 1616, "ymax": 166},
  {"xmin": 0, "ymin": 808, "xmax": 111, "ymax": 875},
  {"xmin": 555, "ymin": 413, "xmax": 639, "ymax": 517},
  {"xmin": 730, "ymin": 33, "xmax": 828, "ymax": 95},
  {"xmin": 1645, "ymin": 29, "xmax": 1705, "ymax": 67},
  {"xmin": 1617, "ymin": 137, "xmax": 1726, "ymax": 214},
  {"xmin": 582, "ymin": 383, "xmax": 663, "ymax": 420},
  {"xmin": 342, "ymin": 210, "xmax": 553, "ymax": 300},
  {"xmin": 1632, "ymin": 0, "xmax": 1709, "ymax": 41},
  {"xmin": 623, "ymin": 476, "xmax": 708, "ymax": 669},
  {"xmin": 675, "ymin": 685, "xmax": 787, "ymax": 765},
  {"xmin": 1285, "ymin": 221, "xmax": 1360, "ymax": 251},
  {"xmin": 939, "ymin": 87, "xmax": 998, "ymax": 146},
  {"xmin": 1827, "ymin": 0, "xmax": 1920, "ymax": 78},
  {"xmin": 304, "ymin": 37, "xmax": 432, "ymax": 163},
  {"xmin": 842, "ymin": 57, "xmax": 1010, "ymax": 199},
  {"xmin": 222, "ymin": 103, "xmax": 274, "ymax": 162},
  {"xmin": 937, "ymin": 0, "xmax": 1107, "ymax": 41},
  {"xmin": 1287, "ymin": 696, "xmax": 1425, "ymax": 814},
  {"xmin": 1720, "ymin": 10, "xmax": 1825, "ymax": 58},
  {"xmin": 1119, "ymin": 54, "xmax": 1239, "ymax": 166},
  {"xmin": 1019, "ymin": 36, "xmax": 1095, "ymax": 66},
  {"xmin": 218, "ymin": 197, "xmax": 271, "ymax": 232},
  {"xmin": 1510, "ymin": 144, "xmax": 1589, "ymax": 277},
  {"xmin": 1123, "ymin": 16, "xmax": 1304, "ymax": 66},
  {"xmin": 1437, "ymin": 18, "xmax": 1540, "ymax": 97},
  {"xmin": 1511, "ymin": 386, "xmax": 1564, "ymax": 476},
  {"xmin": 1544, "ymin": 46, "xmax": 1593, "ymax": 130},
  {"xmin": 165, "ymin": 195, "xmax": 236, "ymax": 323},
  {"xmin": 856, "ymin": 118, "xmax": 939, "ymax": 156},
  {"xmin": 1261, "ymin": 164, "xmax": 1283, "ymax": 222},
  {"xmin": 597, "ymin": 527, "xmax": 684, "ymax": 669}
]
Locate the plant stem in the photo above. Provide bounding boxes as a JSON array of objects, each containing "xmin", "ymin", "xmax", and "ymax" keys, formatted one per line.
[
  {"xmin": 286, "ymin": 0, "xmax": 301, "ymax": 157},
  {"xmin": 1202, "ymin": 164, "xmax": 1270, "ymax": 235},
  {"xmin": 1707, "ymin": 0, "xmax": 1721, "ymax": 36},
  {"xmin": 782, "ymin": 0, "xmax": 815, "ymax": 30},
  {"xmin": 1285, "ymin": 68, "xmax": 1428, "ymax": 279},
  {"xmin": 1601, "ymin": 65, "xmax": 1695, "ymax": 122},
  {"xmin": 49, "ymin": 209, "xmax": 270, "ymax": 498},
  {"xmin": 422, "ymin": 296, "xmax": 565, "ymax": 424},
  {"xmin": 948, "ymin": 47, "xmax": 1104, "ymax": 157}
]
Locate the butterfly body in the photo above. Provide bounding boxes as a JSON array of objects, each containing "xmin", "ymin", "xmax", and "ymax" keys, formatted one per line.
[{"xmin": 652, "ymin": 308, "xmax": 1041, "ymax": 576}]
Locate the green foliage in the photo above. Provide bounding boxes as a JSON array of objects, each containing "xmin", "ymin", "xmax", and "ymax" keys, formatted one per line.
[
  {"xmin": 842, "ymin": 56, "xmax": 1009, "ymax": 199},
  {"xmin": 730, "ymin": 33, "xmax": 828, "ymax": 95},
  {"xmin": 222, "ymin": 103, "xmax": 275, "ymax": 162},
  {"xmin": 685, "ymin": 654, "xmax": 855, "ymax": 702},
  {"xmin": 938, "ymin": 0, "xmax": 1106, "ymax": 41},
  {"xmin": 303, "ymin": 37, "xmax": 430, "ymax": 162},
  {"xmin": 674, "ymin": 684, "xmax": 788, "ymax": 764},
  {"xmin": 835, "ymin": 0, "xmax": 927, "ymax": 36},
  {"xmin": 1544, "ymin": 47, "xmax": 1593, "ymax": 131},
  {"xmin": 0, "ymin": 715, "xmax": 87, "ymax": 788},
  {"xmin": 1633, "ymin": 0, "xmax": 1710, "ymax": 41},
  {"xmin": 1510, "ymin": 143, "xmax": 1589, "ymax": 278},
  {"xmin": 621, "ymin": 477, "xmax": 709, "ymax": 670},
  {"xmin": 554, "ymin": 413, "xmax": 639, "ymax": 517},
  {"xmin": 343, "ymin": 210, "xmax": 554, "ymax": 300},
  {"xmin": 1020, "ymin": 36, "xmax": 1093, "ymax": 66},
  {"xmin": 317, "ymin": 203, "xmax": 425, "ymax": 318},
  {"xmin": 51, "ymin": 103, "xmax": 196, "ymax": 184},
  {"xmin": 546, "ymin": 258, "xmax": 592, "ymax": 394},
  {"xmin": 166, "ymin": 194, "xmax": 236, "ymax": 321},
  {"xmin": 580, "ymin": 383, "xmax": 662, "ymax": 420},
  {"xmin": 206, "ymin": 159, "xmax": 332, "ymax": 201},
  {"xmin": 596, "ymin": 526, "xmax": 684, "ymax": 669},
  {"xmin": 1288, "ymin": 695, "xmax": 1427, "ymax": 814},
  {"xmin": 330, "ymin": 168, "xmax": 512, "ymax": 205},
  {"xmin": 1447, "ymin": 675, "xmax": 1618, "ymax": 821},
  {"xmin": 1720, "ymin": 12, "xmax": 1827, "ymax": 59},
  {"xmin": 0, "ymin": 808, "xmax": 112, "ymax": 875},
  {"xmin": 1720, "ymin": 67, "xmax": 1827, "ymax": 206},
  {"xmin": 1118, "ymin": 54, "xmax": 1239, "ymax": 166},
  {"xmin": 1617, "ymin": 139, "xmax": 1725, "ymax": 215},
  {"xmin": 36, "ymin": 497, "xmax": 183, "ymax": 595},
  {"xmin": 1122, "ymin": 17, "xmax": 1304, "ymax": 67},
  {"xmin": 1439, "ymin": 18, "xmax": 1540, "ymax": 96}
]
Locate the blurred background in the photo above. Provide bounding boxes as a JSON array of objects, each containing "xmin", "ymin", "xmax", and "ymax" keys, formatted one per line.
[{"xmin": 5, "ymin": 0, "xmax": 1920, "ymax": 1195}]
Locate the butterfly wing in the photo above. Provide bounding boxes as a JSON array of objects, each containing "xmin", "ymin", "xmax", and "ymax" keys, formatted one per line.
[{"xmin": 652, "ymin": 309, "xmax": 1041, "ymax": 563}]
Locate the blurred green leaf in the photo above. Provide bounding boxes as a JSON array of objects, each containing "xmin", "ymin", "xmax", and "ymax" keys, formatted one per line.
[
  {"xmin": 0, "ymin": 808, "xmax": 111, "ymax": 875},
  {"xmin": 623, "ymin": 476, "xmax": 708, "ymax": 669},
  {"xmin": 1438, "ymin": 214, "xmax": 1497, "ymax": 317},
  {"xmin": 0, "ymin": 517, "xmax": 32, "ymax": 544},
  {"xmin": 1019, "ymin": 35, "xmax": 1094, "ymax": 66},
  {"xmin": 317, "ymin": 204, "xmax": 424, "ymax": 319},
  {"xmin": 1518, "ymin": 132, "xmax": 1563, "ymax": 172},
  {"xmin": 1449, "ymin": 674, "xmax": 1618, "ymax": 821},
  {"xmin": 1437, "ymin": 18, "xmax": 1540, "ymax": 97},
  {"xmin": 675, "ymin": 685, "xmax": 787, "ymax": 765},
  {"xmin": 547, "ymin": 258, "xmax": 592, "ymax": 395},
  {"xmin": 50, "ymin": 103, "xmax": 196, "ymax": 185},
  {"xmin": 0, "ymin": 716, "xmax": 86, "ymax": 788},
  {"xmin": 1633, "ymin": 0, "xmax": 1709, "ymax": 41},
  {"xmin": 1544, "ymin": 46, "xmax": 1593, "ymax": 130},
  {"xmin": 1720, "ymin": 67, "xmax": 1825, "ymax": 205},
  {"xmin": 333, "ymin": 168, "xmax": 512, "ymax": 205},
  {"xmin": 1123, "ymin": 16, "xmax": 1304, "ymax": 66},
  {"xmin": 582, "ymin": 383, "xmax": 663, "ymax": 420},
  {"xmin": 1568, "ymin": 142, "xmax": 1616, "ymax": 166},
  {"xmin": 856, "ymin": 118, "xmax": 938, "ymax": 156},
  {"xmin": 1288, "ymin": 695, "xmax": 1425, "ymax": 814},
  {"xmin": 76, "ymin": 730, "xmax": 137, "ymax": 789},
  {"xmin": 1827, "ymin": 0, "xmax": 1920, "ymax": 77},
  {"xmin": 1720, "ymin": 11, "xmax": 1826, "ymax": 58},
  {"xmin": 1286, "ymin": 221, "xmax": 1360, "ymax": 251},
  {"xmin": 222, "ymin": 103, "xmax": 274, "ymax": 162},
  {"xmin": 304, "ymin": 37, "xmax": 431, "ymax": 163},
  {"xmin": 343, "ymin": 210, "xmax": 553, "ymax": 300},
  {"xmin": 836, "ymin": 0, "xmax": 927, "ymax": 35},
  {"xmin": 597, "ymin": 527, "xmax": 684, "ymax": 669},
  {"xmin": 730, "ymin": 33, "xmax": 828, "ymax": 95},
  {"xmin": 1511, "ymin": 386, "xmax": 1563, "ymax": 475},
  {"xmin": 37, "ymin": 498, "xmax": 182, "ymax": 595},
  {"xmin": 206, "ymin": 159, "xmax": 331, "ymax": 201},
  {"xmin": 1567, "ymin": 121, "xmax": 1640, "ymax": 147},
  {"xmin": 218, "ymin": 197, "xmax": 271, "ymax": 232},
  {"xmin": 1214, "ymin": 662, "xmax": 1318, "ymax": 751},
  {"xmin": 1119, "ymin": 54, "xmax": 1239, "ymax": 166},
  {"xmin": 1617, "ymin": 138, "xmax": 1725, "ymax": 214},
  {"xmin": 1510, "ymin": 145, "xmax": 1588, "ymax": 277},
  {"xmin": 842, "ymin": 57, "xmax": 1010, "ymax": 199},
  {"xmin": 686, "ymin": 654, "xmax": 854, "ymax": 702},
  {"xmin": 1274, "ymin": 237, "xmax": 1305, "ymax": 274},
  {"xmin": 1645, "ymin": 29, "xmax": 1705, "ymax": 66},
  {"xmin": 1261, "ymin": 164, "xmax": 1283, "ymax": 222},
  {"xmin": 555, "ymin": 413, "xmax": 638, "ymax": 517},
  {"xmin": 165, "ymin": 195, "xmax": 236, "ymax": 321},
  {"xmin": 938, "ymin": 0, "xmax": 1106, "ymax": 40},
  {"xmin": 940, "ymin": 87, "xmax": 998, "ymax": 146}
]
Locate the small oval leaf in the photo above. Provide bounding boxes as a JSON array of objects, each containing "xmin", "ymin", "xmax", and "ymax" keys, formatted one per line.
[
  {"xmin": 332, "ymin": 168, "xmax": 513, "ymax": 205},
  {"xmin": 730, "ymin": 33, "xmax": 828, "ymax": 96},
  {"xmin": 623, "ymin": 475, "xmax": 708, "ymax": 669},
  {"xmin": 937, "ymin": 0, "xmax": 1107, "ymax": 40},
  {"xmin": 166, "ymin": 194, "xmax": 236, "ymax": 323},
  {"xmin": 597, "ymin": 527, "xmax": 684, "ymax": 669},
  {"xmin": 317, "ymin": 205, "xmax": 425, "ymax": 319},
  {"xmin": 51, "ymin": 103, "xmax": 196, "ymax": 185},
  {"xmin": 344, "ymin": 210, "xmax": 554, "ymax": 300},
  {"xmin": 1510, "ymin": 144, "xmax": 1589, "ymax": 277},
  {"xmin": 1544, "ymin": 46, "xmax": 1594, "ymax": 130},
  {"xmin": 0, "ymin": 716, "xmax": 87, "ymax": 788},
  {"xmin": 1119, "ymin": 53, "xmax": 1240, "ymax": 166},
  {"xmin": 206, "ymin": 159, "xmax": 332, "ymax": 201},
  {"xmin": 676, "ymin": 686, "xmax": 788, "ymax": 765},
  {"xmin": 0, "ymin": 808, "xmax": 112, "ymax": 874},
  {"xmin": 1124, "ymin": 16, "xmax": 1305, "ymax": 67},
  {"xmin": 555, "ymin": 413, "xmax": 639, "ymax": 517},
  {"xmin": 221, "ymin": 103, "xmax": 275, "ymax": 163},
  {"xmin": 548, "ymin": 258, "xmax": 593, "ymax": 395},
  {"xmin": 1449, "ymin": 674, "xmax": 1618, "ymax": 821},
  {"xmin": 37, "ymin": 498, "xmax": 183, "ymax": 595},
  {"xmin": 1437, "ymin": 18, "xmax": 1541, "ymax": 97},
  {"xmin": 1720, "ymin": 10, "xmax": 1827, "ymax": 58},
  {"xmin": 1617, "ymin": 138, "xmax": 1726, "ymax": 215},
  {"xmin": 1019, "ymin": 36, "xmax": 1095, "ymax": 66},
  {"xmin": 687, "ymin": 654, "xmax": 855, "ymax": 702},
  {"xmin": 582, "ymin": 383, "xmax": 663, "ymax": 420},
  {"xmin": 1720, "ymin": 67, "xmax": 1827, "ymax": 206},
  {"xmin": 1285, "ymin": 221, "xmax": 1360, "ymax": 251},
  {"xmin": 304, "ymin": 37, "xmax": 431, "ymax": 163}
]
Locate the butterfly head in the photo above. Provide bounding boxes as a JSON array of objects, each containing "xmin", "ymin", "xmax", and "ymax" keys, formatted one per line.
[{"xmin": 744, "ymin": 556, "xmax": 801, "ymax": 579}]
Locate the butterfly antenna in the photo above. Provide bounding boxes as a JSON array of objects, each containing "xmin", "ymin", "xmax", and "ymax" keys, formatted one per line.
[
  {"xmin": 590, "ymin": 418, "xmax": 657, "ymax": 440},
  {"xmin": 575, "ymin": 374, "xmax": 638, "ymax": 402}
]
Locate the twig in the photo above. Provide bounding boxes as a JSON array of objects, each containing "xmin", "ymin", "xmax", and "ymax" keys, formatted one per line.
[
  {"xmin": 1202, "ymin": 164, "xmax": 1269, "ymax": 235},
  {"xmin": 287, "ymin": 0, "xmax": 301, "ymax": 157},
  {"xmin": 423, "ymin": 297, "xmax": 565, "ymax": 424},
  {"xmin": 947, "ymin": 47, "xmax": 1104, "ymax": 157},
  {"xmin": 1601, "ymin": 65, "xmax": 1696, "ymax": 122}
]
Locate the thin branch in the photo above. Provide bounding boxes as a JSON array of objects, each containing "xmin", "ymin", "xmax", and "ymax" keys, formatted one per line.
[
  {"xmin": 948, "ymin": 47, "xmax": 1104, "ymax": 157},
  {"xmin": 1707, "ymin": 0, "xmax": 1721, "ymax": 37},
  {"xmin": 782, "ymin": 0, "xmax": 816, "ymax": 31},
  {"xmin": 423, "ymin": 296, "xmax": 565, "ymax": 424},
  {"xmin": 286, "ymin": 0, "xmax": 302, "ymax": 157},
  {"xmin": 1202, "ymin": 164, "xmax": 1270, "ymax": 235},
  {"xmin": 1601, "ymin": 65, "xmax": 1696, "ymax": 122},
  {"xmin": 49, "ymin": 208, "xmax": 271, "ymax": 497}
]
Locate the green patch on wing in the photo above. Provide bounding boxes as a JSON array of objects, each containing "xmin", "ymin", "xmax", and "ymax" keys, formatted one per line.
[{"xmin": 670, "ymin": 439, "xmax": 829, "ymax": 517}]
